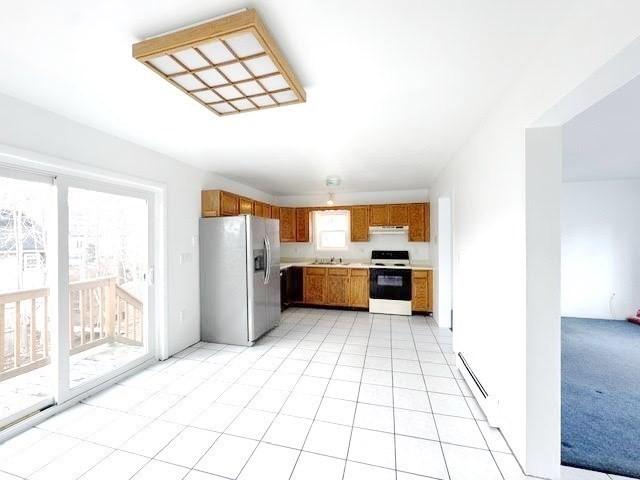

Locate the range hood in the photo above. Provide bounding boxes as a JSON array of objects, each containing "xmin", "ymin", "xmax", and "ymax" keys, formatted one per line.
[{"xmin": 369, "ymin": 225, "xmax": 409, "ymax": 235}]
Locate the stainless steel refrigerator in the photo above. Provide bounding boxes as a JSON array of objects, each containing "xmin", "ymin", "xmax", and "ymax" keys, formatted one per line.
[{"xmin": 200, "ymin": 215, "xmax": 280, "ymax": 346}]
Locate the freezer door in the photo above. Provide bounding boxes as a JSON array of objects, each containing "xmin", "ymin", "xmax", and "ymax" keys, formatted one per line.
[
  {"xmin": 200, "ymin": 216, "xmax": 249, "ymax": 345},
  {"xmin": 265, "ymin": 218, "xmax": 281, "ymax": 330},
  {"xmin": 248, "ymin": 216, "xmax": 269, "ymax": 341}
]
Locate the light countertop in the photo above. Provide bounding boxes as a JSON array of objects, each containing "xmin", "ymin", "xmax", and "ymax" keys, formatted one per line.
[{"xmin": 280, "ymin": 260, "xmax": 433, "ymax": 271}]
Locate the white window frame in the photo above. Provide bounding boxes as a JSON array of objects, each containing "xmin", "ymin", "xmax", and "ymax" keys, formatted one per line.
[
  {"xmin": 0, "ymin": 144, "xmax": 167, "ymax": 441},
  {"xmin": 314, "ymin": 209, "xmax": 350, "ymax": 252}
]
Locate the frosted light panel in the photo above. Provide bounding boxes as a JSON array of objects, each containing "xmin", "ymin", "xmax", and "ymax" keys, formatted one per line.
[
  {"xmin": 173, "ymin": 49, "xmax": 209, "ymax": 69},
  {"xmin": 149, "ymin": 56, "xmax": 184, "ymax": 75},
  {"xmin": 215, "ymin": 85, "xmax": 243, "ymax": 100},
  {"xmin": 173, "ymin": 73, "xmax": 206, "ymax": 91},
  {"xmin": 193, "ymin": 90, "xmax": 222, "ymax": 103},
  {"xmin": 133, "ymin": 9, "xmax": 305, "ymax": 115},
  {"xmin": 199, "ymin": 41, "xmax": 235, "ymax": 63},
  {"xmin": 196, "ymin": 68, "xmax": 226, "ymax": 87},
  {"xmin": 236, "ymin": 80, "xmax": 264, "ymax": 96},
  {"xmin": 260, "ymin": 74, "xmax": 288, "ymax": 92},
  {"xmin": 244, "ymin": 56, "xmax": 278, "ymax": 76},
  {"xmin": 272, "ymin": 90, "xmax": 297, "ymax": 103},
  {"xmin": 226, "ymin": 32, "xmax": 264, "ymax": 57},
  {"xmin": 213, "ymin": 103, "xmax": 236, "ymax": 114},
  {"xmin": 252, "ymin": 95, "xmax": 276, "ymax": 107},
  {"xmin": 219, "ymin": 63, "xmax": 252, "ymax": 82},
  {"xmin": 231, "ymin": 99, "xmax": 254, "ymax": 110}
]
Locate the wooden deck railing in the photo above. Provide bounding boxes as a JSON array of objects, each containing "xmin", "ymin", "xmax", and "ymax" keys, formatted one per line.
[{"xmin": 0, "ymin": 277, "xmax": 143, "ymax": 381}]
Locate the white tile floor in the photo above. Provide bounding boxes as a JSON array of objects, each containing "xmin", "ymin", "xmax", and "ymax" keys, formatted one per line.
[{"xmin": 0, "ymin": 308, "xmax": 632, "ymax": 480}]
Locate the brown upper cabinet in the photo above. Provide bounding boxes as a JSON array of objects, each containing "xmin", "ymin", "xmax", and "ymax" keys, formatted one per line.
[
  {"xmin": 389, "ymin": 204, "xmax": 409, "ymax": 226},
  {"xmin": 408, "ymin": 203, "xmax": 430, "ymax": 242},
  {"xmin": 369, "ymin": 204, "xmax": 389, "ymax": 226},
  {"xmin": 279, "ymin": 207, "xmax": 296, "ymax": 242},
  {"xmin": 350, "ymin": 206, "xmax": 369, "ymax": 242},
  {"xmin": 295, "ymin": 208, "xmax": 310, "ymax": 242},
  {"xmin": 201, "ymin": 189, "xmax": 429, "ymax": 243},
  {"xmin": 253, "ymin": 202, "xmax": 265, "ymax": 217},
  {"xmin": 238, "ymin": 196, "xmax": 254, "ymax": 215},
  {"xmin": 202, "ymin": 190, "xmax": 239, "ymax": 217},
  {"xmin": 262, "ymin": 204, "xmax": 272, "ymax": 218}
]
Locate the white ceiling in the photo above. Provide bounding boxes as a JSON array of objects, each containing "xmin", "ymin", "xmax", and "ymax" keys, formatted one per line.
[
  {"xmin": 564, "ymin": 73, "xmax": 640, "ymax": 182},
  {"xmin": 0, "ymin": 0, "xmax": 578, "ymax": 195}
]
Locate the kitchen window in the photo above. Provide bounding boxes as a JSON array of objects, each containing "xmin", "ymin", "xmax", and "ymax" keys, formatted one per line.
[{"xmin": 314, "ymin": 210, "xmax": 349, "ymax": 251}]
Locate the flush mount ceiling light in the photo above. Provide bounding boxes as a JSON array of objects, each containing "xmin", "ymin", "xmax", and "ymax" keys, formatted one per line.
[
  {"xmin": 132, "ymin": 9, "xmax": 305, "ymax": 116},
  {"xmin": 325, "ymin": 176, "xmax": 341, "ymax": 187}
]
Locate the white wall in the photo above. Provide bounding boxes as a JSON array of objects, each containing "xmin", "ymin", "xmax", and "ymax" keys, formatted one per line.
[
  {"xmin": 562, "ymin": 179, "xmax": 640, "ymax": 320},
  {"xmin": 276, "ymin": 189, "xmax": 430, "ymax": 262},
  {"xmin": 0, "ymin": 92, "xmax": 273, "ymax": 357},
  {"xmin": 274, "ymin": 189, "xmax": 429, "ymax": 207},
  {"xmin": 428, "ymin": 3, "xmax": 640, "ymax": 477}
]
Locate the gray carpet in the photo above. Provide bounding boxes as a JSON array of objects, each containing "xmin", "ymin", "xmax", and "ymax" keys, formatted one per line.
[{"xmin": 562, "ymin": 317, "xmax": 640, "ymax": 478}]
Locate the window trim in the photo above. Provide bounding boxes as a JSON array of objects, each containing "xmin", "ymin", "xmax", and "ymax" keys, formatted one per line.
[{"xmin": 314, "ymin": 209, "xmax": 350, "ymax": 252}]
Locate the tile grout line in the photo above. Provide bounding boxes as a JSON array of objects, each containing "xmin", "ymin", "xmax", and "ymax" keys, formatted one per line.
[
  {"xmin": 338, "ymin": 310, "xmax": 376, "ymax": 480},
  {"xmin": 410, "ymin": 314, "xmax": 453, "ymax": 480}
]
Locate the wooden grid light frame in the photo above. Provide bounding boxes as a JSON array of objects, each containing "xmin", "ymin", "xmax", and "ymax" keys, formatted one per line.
[{"xmin": 132, "ymin": 9, "xmax": 306, "ymax": 116}]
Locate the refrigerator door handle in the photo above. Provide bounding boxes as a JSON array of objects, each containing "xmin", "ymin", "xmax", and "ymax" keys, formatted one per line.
[{"xmin": 264, "ymin": 235, "xmax": 270, "ymax": 285}]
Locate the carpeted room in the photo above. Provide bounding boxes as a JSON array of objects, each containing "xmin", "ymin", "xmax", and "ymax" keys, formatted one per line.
[{"xmin": 561, "ymin": 74, "xmax": 640, "ymax": 479}]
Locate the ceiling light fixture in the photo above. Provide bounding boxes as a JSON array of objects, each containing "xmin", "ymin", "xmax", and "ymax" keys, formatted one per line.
[
  {"xmin": 326, "ymin": 193, "xmax": 335, "ymax": 206},
  {"xmin": 325, "ymin": 176, "xmax": 340, "ymax": 205},
  {"xmin": 132, "ymin": 9, "xmax": 306, "ymax": 116}
]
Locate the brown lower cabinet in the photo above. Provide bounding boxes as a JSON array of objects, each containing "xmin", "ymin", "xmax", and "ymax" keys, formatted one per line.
[
  {"xmin": 412, "ymin": 270, "xmax": 433, "ymax": 312},
  {"xmin": 302, "ymin": 267, "xmax": 370, "ymax": 308},
  {"xmin": 303, "ymin": 267, "xmax": 327, "ymax": 304}
]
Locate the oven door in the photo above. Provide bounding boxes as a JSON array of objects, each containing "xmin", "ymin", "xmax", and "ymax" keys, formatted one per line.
[{"xmin": 370, "ymin": 268, "xmax": 412, "ymax": 301}]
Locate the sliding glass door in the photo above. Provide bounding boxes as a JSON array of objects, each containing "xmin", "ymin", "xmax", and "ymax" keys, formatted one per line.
[
  {"xmin": 0, "ymin": 165, "xmax": 156, "ymax": 429},
  {"xmin": 0, "ymin": 171, "xmax": 55, "ymax": 429},
  {"xmin": 65, "ymin": 185, "xmax": 152, "ymax": 391}
]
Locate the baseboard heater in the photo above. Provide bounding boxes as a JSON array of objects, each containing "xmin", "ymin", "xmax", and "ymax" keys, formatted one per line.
[{"xmin": 457, "ymin": 352, "xmax": 500, "ymax": 427}]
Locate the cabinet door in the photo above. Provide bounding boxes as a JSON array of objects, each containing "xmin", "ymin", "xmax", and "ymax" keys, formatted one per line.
[
  {"xmin": 280, "ymin": 207, "xmax": 296, "ymax": 242},
  {"xmin": 296, "ymin": 207, "xmax": 310, "ymax": 242},
  {"xmin": 271, "ymin": 206, "xmax": 280, "ymax": 220},
  {"xmin": 411, "ymin": 270, "xmax": 429, "ymax": 312},
  {"xmin": 220, "ymin": 191, "xmax": 239, "ymax": 216},
  {"xmin": 254, "ymin": 202, "xmax": 264, "ymax": 217},
  {"xmin": 350, "ymin": 206, "xmax": 369, "ymax": 242},
  {"xmin": 388, "ymin": 204, "xmax": 409, "ymax": 226},
  {"xmin": 239, "ymin": 197, "xmax": 254, "ymax": 215},
  {"xmin": 263, "ymin": 204, "xmax": 272, "ymax": 218},
  {"xmin": 369, "ymin": 204, "xmax": 389, "ymax": 226},
  {"xmin": 303, "ymin": 267, "xmax": 327, "ymax": 304},
  {"xmin": 349, "ymin": 269, "xmax": 370, "ymax": 308},
  {"xmin": 201, "ymin": 190, "xmax": 219, "ymax": 217},
  {"xmin": 408, "ymin": 203, "xmax": 427, "ymax": 241},
  {"xmin": 326, "ymin": 269, "xmax": 350, "ymax": 306}
]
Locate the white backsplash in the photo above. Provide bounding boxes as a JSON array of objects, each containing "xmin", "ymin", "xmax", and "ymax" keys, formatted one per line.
[{"xmin": 281, "ymin": 233, "xmax": 429, "ymax": 262}]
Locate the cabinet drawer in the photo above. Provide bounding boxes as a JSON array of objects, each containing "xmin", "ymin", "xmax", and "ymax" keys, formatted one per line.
[
  {"xmin": 305, "ymin": 267, "xmax": 328, "ymax": 276},
  {"xmin": 328, "ymin": 268, "xmax": 349, "ymax": 276},
  {"xmin": 349, "ymin": 268, "xmax": 369, "ymax": 277}
]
